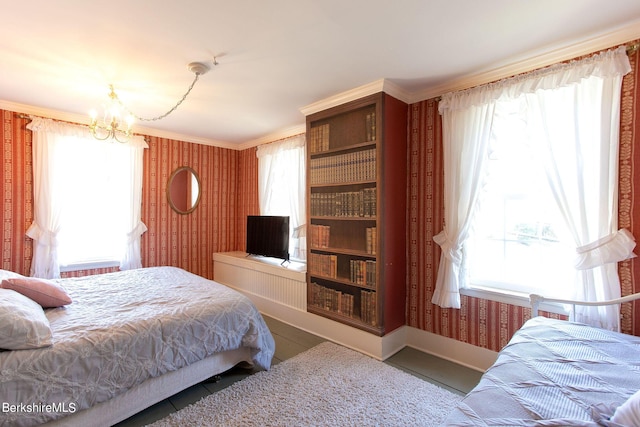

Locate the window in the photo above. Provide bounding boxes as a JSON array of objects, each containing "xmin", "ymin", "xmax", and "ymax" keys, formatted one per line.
[
  {"xmin": 26, "ymin": 118, "xmax": 147, "ymax": 278},
  {"xmin": 466, "ymin": 98, "xmax": 575, "ymax": 300},
  {"xmin": 256, "ymin": 134, "xmax": 306, "ymax": 261},
  {"xmin": 55, "ymin": 137, "xmax": 136, "ymax": 268},
  {"xmin": 433, "ymin": 47, "xmax": 634, "ymax": 330}
]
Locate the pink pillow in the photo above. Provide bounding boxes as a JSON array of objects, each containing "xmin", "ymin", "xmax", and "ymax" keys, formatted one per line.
[{"xmin": 1, "ymin": 277, "xmax": 72, "ymax": 308}]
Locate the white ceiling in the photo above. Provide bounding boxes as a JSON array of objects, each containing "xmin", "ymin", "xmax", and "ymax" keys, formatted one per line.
[{"xmin": 1, "ymin": 0, "xmax": 640, "ymax": 148}]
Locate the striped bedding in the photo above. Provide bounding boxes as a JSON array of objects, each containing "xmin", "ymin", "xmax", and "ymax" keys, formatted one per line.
[{"xmin": 444, "ymin": 316, "xmax": 640, "ymax": 426}]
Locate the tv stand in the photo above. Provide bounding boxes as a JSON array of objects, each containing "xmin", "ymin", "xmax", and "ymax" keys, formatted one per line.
[{"xmin": 245, "ymin": 253, "xmax": 291, "ymax": 267}]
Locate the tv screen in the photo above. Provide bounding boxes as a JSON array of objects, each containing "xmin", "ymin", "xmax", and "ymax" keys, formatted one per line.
[{"xmin": 246, "ymin": 215, "xmax": 290, "ymax": 262}]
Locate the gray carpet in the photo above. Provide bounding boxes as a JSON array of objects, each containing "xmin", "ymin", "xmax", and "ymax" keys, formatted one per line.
[{"xmin": 148, "ymin": 341, "xmax": 463, "ymax": 426}]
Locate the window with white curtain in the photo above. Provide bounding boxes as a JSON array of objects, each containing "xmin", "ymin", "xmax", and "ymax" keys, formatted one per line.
[
  {"xmin": 467, "ymin": 97, "xmax": 575, "ymax": 299},
  {"xmin": 433, "ymin": 46, "xmax": 635, "ymax": 330},
  {"xmin": 26, "ymin": 117, "xmax": 147, "ymax": 278},
  {"xmin": 256, "ymin": 134, "xmax": 306, "ymax": 261}
]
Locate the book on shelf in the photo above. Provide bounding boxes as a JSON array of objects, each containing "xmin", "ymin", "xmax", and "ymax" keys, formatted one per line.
[
  {"xmin": 360, "ymin": 289, "xmax": 377, "ymax": 326},
  {"xmin": 309, "ymin": 224, "xmax": 330, "ymax": 248},
  {"xmin": 309, "ymin": 253, "xmax": 337, "ymax": 278},
  {"xmin": 309, "ymin": 123, "xmax": 330, "ymax": 154},
  {"xmin": 365, "ymin": 112, "xmax": 376, "ymax": 142},
  {"xmin": 349, "ymin": 259, "xmax": 376, "ymax": 288},
  {"xmin": 365, "ymin": 227, "xmax": 376, "ymax": 255}
]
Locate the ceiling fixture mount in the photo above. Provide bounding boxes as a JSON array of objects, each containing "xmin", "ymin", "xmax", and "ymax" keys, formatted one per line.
[{"xmin": 89, "ymin": 59, "xmax": 217, "ymax": 143}]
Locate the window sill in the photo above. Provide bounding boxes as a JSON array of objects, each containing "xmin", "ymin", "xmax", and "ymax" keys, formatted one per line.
[
  {"xmin": 60, "ymin": 260, "xmax": 120, "ymax": 273},
  {"xmin": 460, "ymin": 286, "xmax": 568, "ymax": 316}
]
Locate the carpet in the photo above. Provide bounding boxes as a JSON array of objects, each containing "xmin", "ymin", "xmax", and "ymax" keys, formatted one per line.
[{"xmin": 149, "ymin": 341, "xmax": 463, "ymax": 426}]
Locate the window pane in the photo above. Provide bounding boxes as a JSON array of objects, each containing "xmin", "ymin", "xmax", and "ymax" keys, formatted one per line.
[
  {"xmin": 55, "ymin": 137, "xmax": 131, "ymax": 266},
  {"xmin": 468, "ymin": 99, "xmax": 574, "ymax": 299}
]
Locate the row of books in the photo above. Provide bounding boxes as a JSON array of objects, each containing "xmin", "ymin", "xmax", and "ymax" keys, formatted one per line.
[
  {"xmin": 308, "ymin": 123, "xmax": 330, "ymax": 154},
  {"xmin": 308, "ymin": 253, "xmax": 376, "ymax": 288},
  {"xmin": 308, "ymin": 253, "xmax": 337, "ymax": 278},
  {"xmin": 309, "ymin": 224, "xmax": 330, "ymax": 249},
  {"xmin": 309, "ymin": 282, "xmax": 377, "ymax": 326},
  {"xmin": 309, "ymin": 148, "xmax": 376, "ymax": 185},
  {"xmin": 309, "ymin": 282, "xmax": 355, "ymax": 317},
  {"xmin": 350, "ymin": 259, "xmax": 376, "ymax": 288},
  {"xmin": 310, "ymin": 188, "xmax": 377, "ymax": 217},
  {"xmin": 309, "ymin": 224, "xmax": 376, "ymax": 255}
]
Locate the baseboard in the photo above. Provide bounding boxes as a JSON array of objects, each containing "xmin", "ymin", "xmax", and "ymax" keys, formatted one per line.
[
  {"xmin": 403, "ymin": 327, "xmax": 497, "ymax": 373},
  {"xmin": 225, "ymin": 282, "xmax": 497, "ymax": 369}
]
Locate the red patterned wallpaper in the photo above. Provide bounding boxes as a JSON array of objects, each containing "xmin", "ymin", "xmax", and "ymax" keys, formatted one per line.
[
  {"xmin": 621, "ymin": 43, "xmax": 640, "ymax": 336},
  {"xmin": 236, "ymin": 146, "xmax": 260, "ymax": 253},
  {"xmin": 139, "ymin": 137, "xmax": 241, "ymax": 279},
  {"xmin": 407, "ymin": 43, "xmax": 640, "ymax": 351},
  {"xmin": 1, "ymin": 112, "xmax": 33, "ymax": 276}
]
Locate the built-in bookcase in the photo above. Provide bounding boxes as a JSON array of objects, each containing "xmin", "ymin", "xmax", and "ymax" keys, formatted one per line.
[{"xmin": 305, "ymin": 92, "xmax": 407, "ymax": 336}]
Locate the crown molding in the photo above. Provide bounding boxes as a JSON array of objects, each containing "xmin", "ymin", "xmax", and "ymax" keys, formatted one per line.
[
  {"xmin": 237, "ymin": 123, "xmax": 307, "ymax": 150},
  {"xmin": 0, "ymin": 99, "xmax": 238, "ymax": 149},
  {"xmin": 300, "ymin": 78, "xmax": 413, "ymax": 117},
  {"xmin": 409, "ymin": 19, "xmax": 640, "ymax": 103},
  {"xmin": 0, "ymin": 100, "xmax": 89, "ymax": 127},
  {"xmin": 131, "ymin": 125, "xmax": 238, "ymax": 149}
]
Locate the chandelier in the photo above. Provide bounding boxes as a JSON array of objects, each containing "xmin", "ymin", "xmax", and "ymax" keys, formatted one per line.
[{"xmin": 89, "ymin": 61, "xmax": 214, "ymax": 143}]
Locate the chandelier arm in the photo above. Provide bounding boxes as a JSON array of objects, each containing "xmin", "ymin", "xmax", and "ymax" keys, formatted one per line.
[
  {"xmin": 112, "ymin": 131, "xmax": 130, "ymax": 143},
  {"xmin": 112, "ymin": 73, "xmax": 201, "ymax": 122}
]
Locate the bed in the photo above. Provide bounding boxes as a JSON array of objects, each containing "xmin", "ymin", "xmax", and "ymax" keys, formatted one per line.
[
  {"xmin": 444, "ymin": 295, "xmax": 640, "ymax": 426},
  {"xmin": 0, "ymin": 266, "xmax": 276, "ymax": 427}
]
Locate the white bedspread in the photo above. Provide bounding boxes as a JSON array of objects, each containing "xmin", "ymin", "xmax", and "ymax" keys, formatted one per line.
[{"xmin": 0, "ymin": 267, "xmax": 275, "ymax": 426}]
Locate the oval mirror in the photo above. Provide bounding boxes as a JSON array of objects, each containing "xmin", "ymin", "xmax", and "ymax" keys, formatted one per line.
[{"xmin": 167, "ymin": 166, "xmax": 201, "ymax": 214}]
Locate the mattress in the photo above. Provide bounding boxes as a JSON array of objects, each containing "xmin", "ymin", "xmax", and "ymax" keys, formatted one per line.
[
  {"xmin": 0, "ymin": 266, "xmax": 275, "ymax": 426},
  {"xmin": 444, "ymin": 316, "xmax": 640, "ymax": 426}
]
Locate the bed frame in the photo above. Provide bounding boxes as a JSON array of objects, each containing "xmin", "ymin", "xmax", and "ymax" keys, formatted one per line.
[
  {"xmin": 45, "ymin": 347, "xmax": 252, "ymax": 426},
  {"xmin": 530, "ymin": 291, "xmax": 640, "ymax": 329}
]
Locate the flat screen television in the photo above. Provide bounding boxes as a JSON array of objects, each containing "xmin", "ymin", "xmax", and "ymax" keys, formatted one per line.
[{"xmin": 246, "ymin": 215, "xmax": 290, "ymax": 262}]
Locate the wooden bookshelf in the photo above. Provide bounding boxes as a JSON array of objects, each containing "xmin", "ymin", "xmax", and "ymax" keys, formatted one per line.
[{"xmin": 306, "ymin": 92, "xmax": 407, "ymax": 336}]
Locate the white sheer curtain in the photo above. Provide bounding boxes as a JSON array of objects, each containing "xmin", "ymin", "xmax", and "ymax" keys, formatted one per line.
[
  {"xmin": 26, "ymin": 117, "xmax": 147, "ymax": 278},
  {"xmin": 435, "ymin": 47, "xmax": 635, "ymax": 328},
  {"xmin": 527, "ymin": 46, "xmax": 634, "ymax": 329},
  {"xmin": 431, "ymin": 96, "xmax": 494, "ymax": 308},
  {"xmin": 118, "ymin": 142, "xmax": 148, "ymax": 271},
  {"xmin": 256, "ymin": 134, "xmax": 306, "ymax": 261}
]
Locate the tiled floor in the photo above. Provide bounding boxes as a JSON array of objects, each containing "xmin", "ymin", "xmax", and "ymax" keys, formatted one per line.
[{"xmin": 115, "ymin": 316, "xmax": 483, "ymax": 426}]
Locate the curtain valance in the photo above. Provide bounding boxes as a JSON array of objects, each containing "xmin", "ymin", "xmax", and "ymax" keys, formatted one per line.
[{"xmin": 439, "ymin": 46, "xmax": 631, "ymax": 113}]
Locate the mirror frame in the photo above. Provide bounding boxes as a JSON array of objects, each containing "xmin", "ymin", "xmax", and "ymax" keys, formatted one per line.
[{"xmin": 167, "ymin": 166, "xmax": 202, "ymax": 215}]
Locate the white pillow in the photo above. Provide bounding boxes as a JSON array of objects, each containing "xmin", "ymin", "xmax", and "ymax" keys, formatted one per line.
[
  {"xmin": 0, "ymin": 269, "xmax": 25, "ymax": 281},
  {"xmin": 611, "ymin": 389, "xmax": 640, "ymax": 426},
  {"xmin": 0, "ymin": 288, "xmax": 52, "ymax": 350}
]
